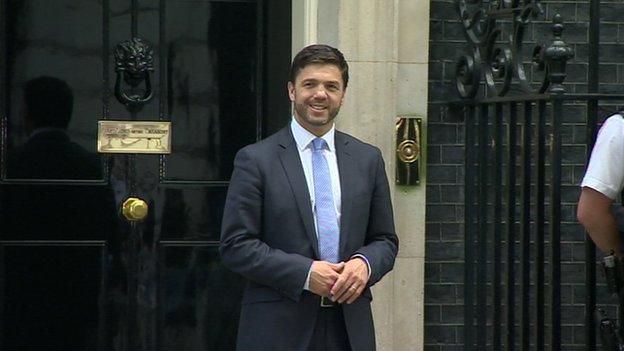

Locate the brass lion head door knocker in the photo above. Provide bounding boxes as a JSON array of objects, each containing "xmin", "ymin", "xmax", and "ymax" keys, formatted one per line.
[{"xmin": 114, "ymin": 37, "xmax": 154, "ymax": 112}]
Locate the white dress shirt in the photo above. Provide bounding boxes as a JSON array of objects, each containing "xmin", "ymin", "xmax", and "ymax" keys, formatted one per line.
[{"xmin": 291, "ymin": 117, "xmax": 342, "ymax": 224}]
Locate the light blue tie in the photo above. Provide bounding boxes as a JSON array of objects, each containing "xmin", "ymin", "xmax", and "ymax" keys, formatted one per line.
[{"xmin": 311, "ymin": 137, "xmax": 340, "ymax": 263}]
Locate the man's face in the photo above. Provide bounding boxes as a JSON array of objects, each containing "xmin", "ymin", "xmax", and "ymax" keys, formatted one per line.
[{"xmin": 288, "ymin": 63, "xmax": 346, "ymax": 136}]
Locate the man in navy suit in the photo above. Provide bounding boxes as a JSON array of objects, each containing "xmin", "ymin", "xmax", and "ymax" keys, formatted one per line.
[{"xmin": 220, "ymin": 44, "xmax": 398, "ymax": 351}]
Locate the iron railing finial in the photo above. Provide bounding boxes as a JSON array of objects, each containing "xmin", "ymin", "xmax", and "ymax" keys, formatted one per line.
[{"xmin": 544, "ymin": 14, "xmax": 574, "ymax": 94}]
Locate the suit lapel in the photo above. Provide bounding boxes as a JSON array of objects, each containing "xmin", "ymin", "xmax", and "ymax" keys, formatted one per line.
[
  {"xmin": 277, "ymin": 127, "xmax": 320, "ymax": 258},
  {"xmin": 336, "ymin": 132, "xmax": 354, "ymax": 259}
]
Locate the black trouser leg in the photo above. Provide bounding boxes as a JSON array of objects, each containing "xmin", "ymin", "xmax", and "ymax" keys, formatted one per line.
[{"xmin": 308, "ymin": 306, "xmax": 351, "ymax": 351}]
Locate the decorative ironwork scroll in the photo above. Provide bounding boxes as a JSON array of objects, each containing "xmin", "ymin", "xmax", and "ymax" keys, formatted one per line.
[
  {"xmin": 455, "ymin": 1, "xmax": 573, "ymax": 98},
  {"xmin": 114, "ymin": 37, "xmax": 155, "ymax": 112}
]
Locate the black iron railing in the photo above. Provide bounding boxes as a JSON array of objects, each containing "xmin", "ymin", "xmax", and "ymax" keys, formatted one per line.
[
  {"xmin": 452, "ymin": 0, "xmax": 623, "ymax": 349},
  {"xmin": 458, "ymin": 93, "xmax": 624, "ymax": 350}
]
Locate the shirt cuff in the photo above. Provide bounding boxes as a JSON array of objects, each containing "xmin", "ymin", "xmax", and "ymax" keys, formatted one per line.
[
  {"xmin": 351, "ymin": 254, "xmax": 371, "ymax": 280},
  {"xmin": 303, "ymin": 262, "xmax": 313, "ymax": 291},
  {"xmin": 581, "ymin": 177, "xmax": 620, "ymax": 200}
]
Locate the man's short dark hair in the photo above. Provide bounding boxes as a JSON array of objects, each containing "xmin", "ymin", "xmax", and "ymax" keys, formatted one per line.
[
  {"xmin": 23, "ymin": 76, "xmax": 73, "ymax": 129},
  {"xmin": 289, "ymin": 44, "xmax": 349, "ymax": 89}
]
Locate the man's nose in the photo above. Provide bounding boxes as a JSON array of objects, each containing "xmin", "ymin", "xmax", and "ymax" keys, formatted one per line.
[{"xmin": 313, "ymin": 88, "xmax": 328, "ymax": 99}]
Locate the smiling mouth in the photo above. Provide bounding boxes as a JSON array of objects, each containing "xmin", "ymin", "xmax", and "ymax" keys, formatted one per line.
[{"xmin": 309, "ymin": 104, "xmax": 327, "ymax": 112}]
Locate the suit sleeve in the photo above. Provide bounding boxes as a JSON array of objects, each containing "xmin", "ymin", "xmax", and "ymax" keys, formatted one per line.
[
  {"xmin": 219, "ymin": 148, "xmax": 312, "ymax": 301},
  {"xmin": 354, "ymin": 149, "xmax": 399, "ymax": 285}
]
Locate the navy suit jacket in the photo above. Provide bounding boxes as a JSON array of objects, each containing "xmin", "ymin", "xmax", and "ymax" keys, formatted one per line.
[{"xmin": 220, "ymin": 126, "xmax": 398, "ymax": 351}]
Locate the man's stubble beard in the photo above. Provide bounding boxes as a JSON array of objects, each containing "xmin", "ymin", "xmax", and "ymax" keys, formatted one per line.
[{"xmin": 293, "ymin": 102, "xmax": 341, "ymax": 127}]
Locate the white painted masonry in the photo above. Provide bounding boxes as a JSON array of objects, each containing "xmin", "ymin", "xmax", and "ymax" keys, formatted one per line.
[{"xmin": 292, "ymin": 1, "xmax": 430, "ymax": 349}]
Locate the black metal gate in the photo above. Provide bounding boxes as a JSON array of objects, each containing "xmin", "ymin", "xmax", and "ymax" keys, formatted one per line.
[{"xmin": 453, "ymin": 0, "xmax": 624, "ymax": 349}]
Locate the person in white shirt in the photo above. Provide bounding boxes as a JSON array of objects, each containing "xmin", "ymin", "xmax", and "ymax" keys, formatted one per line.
[{"xmin": 578, "ymin": 114, "xmax": 624, "ymax": 255}]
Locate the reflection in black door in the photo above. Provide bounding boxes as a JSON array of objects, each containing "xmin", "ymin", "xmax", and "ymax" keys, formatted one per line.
[{"xmin": 0, "ymin": 1, "xmax": 290, "ymax": 350}]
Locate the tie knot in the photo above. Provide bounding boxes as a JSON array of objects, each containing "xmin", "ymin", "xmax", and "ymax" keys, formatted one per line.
[{"xmin": 312, "ymin": 138, "xmax": 327, "ymax": 151}]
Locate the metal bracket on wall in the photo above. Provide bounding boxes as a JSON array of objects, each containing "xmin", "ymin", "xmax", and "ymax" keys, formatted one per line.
[{"xmin": 395, "ymin": 117, "xmax": 422, "ymax": 186}]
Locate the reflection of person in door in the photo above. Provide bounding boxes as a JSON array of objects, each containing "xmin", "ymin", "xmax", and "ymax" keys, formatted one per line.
[
  {"xmin": 0, "ymin": 76, "xmax": 120, "ymax": 351},
  {"xmin": 2, "ymin": 76, "xmax": 118, "ymax": 237},
  {"xmin": 7, "ymin": 76, "xmax": 101, "ymax": 179}
]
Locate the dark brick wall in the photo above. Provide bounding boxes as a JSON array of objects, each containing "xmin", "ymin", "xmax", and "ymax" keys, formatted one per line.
[{"xmin": 426, "ymin": 1, "xmax": 624, "ymax": 349}]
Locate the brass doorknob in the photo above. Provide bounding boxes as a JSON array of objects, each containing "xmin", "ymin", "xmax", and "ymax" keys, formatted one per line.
[{"xmin": 122, "ymin": 197, "xmax": 148, "ymax": 221}]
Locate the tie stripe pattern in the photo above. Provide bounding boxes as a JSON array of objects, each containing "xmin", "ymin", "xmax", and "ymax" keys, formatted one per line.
[{"xmin": 311, "ymin": 137, "xmax": 340, "ymax": 263}]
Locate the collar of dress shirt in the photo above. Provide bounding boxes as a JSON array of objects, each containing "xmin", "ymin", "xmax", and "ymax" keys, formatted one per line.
[{"xmin": 290, "ymin": 117, "xmax": 336, "ymax": 152}]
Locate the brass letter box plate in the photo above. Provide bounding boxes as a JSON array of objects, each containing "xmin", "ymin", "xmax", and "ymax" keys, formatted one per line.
[{"xmin": 97, "ymin": 121, "xmax": 171, "ymax": 154}]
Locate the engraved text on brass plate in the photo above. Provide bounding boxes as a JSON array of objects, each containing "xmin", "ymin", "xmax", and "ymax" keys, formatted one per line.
[{"xmin": 97, "ymin": 121, "xmax": 171, "ymax": 154}]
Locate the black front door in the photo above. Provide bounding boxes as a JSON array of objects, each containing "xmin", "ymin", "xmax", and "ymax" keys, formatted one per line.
[{"xmin": 0, "ymin": 1, "xmax": 290, "ymax": 350}]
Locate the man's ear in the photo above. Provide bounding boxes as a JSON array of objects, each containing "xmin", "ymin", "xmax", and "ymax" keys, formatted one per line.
[{"xmin": 287, "ymin": 81, "xmax": 295, "ymax": 102}]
